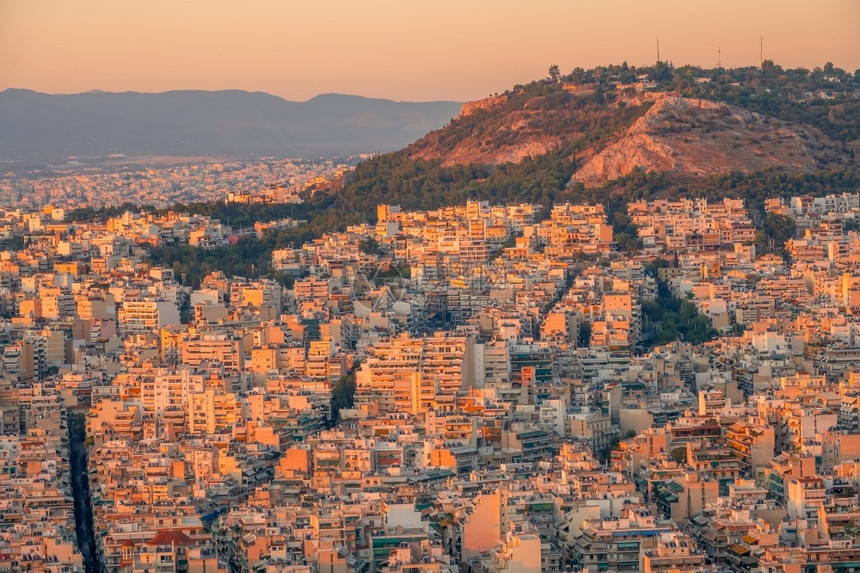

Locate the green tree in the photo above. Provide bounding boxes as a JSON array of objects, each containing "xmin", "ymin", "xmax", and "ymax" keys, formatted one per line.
[
  {"xmin": 577, "ymin": 322, "xmax": 592, "ymax": 348},
  {"xmin": 670, "ymin": 447, "xmax": 687, "ymax": 464},
  {"xmin": 271, "ymin": 271, "xmax": 295, "ymax": 289},
  {"xmin": 756, "ymin": 213, "xmax": 796, "ymax": 258},
  {"xmin": 640, "ymin": 266, "xmax": 718, "ymax": 348},
  {"xmin": 645, "ymin": 257, "xmax": 670, "ymax": 278},
  {"xmin": 615, "ymin": 232, "xmax": 641, "ymax": 253},
  {"xmin": 548, "ymin": 64, "xmax": 561, "ymax": 83},
  {"xmin": 331, "ymin": 373, "xmax": 356, "ymax": 423},
  {"xmin": 359, "ymin": 236, "xmax": 382, "ymax": 256}
]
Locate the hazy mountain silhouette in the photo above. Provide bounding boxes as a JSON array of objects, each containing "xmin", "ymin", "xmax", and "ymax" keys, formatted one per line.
[{"xmin": 0, "ymin": 89, "xmax": 462, "ymax": 164}]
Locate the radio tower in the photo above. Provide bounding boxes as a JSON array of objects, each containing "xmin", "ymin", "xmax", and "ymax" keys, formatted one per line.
[
  {"xmin": 760, "ymin": 35, "xmax": 763, "ymax": 68},
  {"xmin": 657, "ymin": 37, "xmax": 660, "ymax": 63},
  {"xmin": 717, "ymin": 46, "xmax": 722, "ymax": 70}
]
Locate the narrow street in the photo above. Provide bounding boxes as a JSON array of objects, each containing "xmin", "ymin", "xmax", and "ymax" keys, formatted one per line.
[{"xmin": 68, "ymin": 412, "xmax": 99, "ymax": 573}]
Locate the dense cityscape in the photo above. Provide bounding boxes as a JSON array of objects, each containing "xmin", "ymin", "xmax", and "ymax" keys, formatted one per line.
[
  {"xmin": 0, "ymin": 158, "xmax": 356, "ymax": 210},
  {"xmin": 2, "ymin": 2, "xmax": 859, "ymax": 572},
  {"xmin": 2, "ymin": 175, "xmax": 860, "ymax": 572}
]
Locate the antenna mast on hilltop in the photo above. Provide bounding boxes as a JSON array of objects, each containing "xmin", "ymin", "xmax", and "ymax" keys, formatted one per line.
[
  {"xmin": 717, "ymin": 46, "xmax": 722, "ymax": 70},
  {"xmin": 657, "ymin": 37, "xmax": 660, "ymax": 63},
  {"xmin": 760, "ymin": 35, "xmax": 763, "ymax": 67}
]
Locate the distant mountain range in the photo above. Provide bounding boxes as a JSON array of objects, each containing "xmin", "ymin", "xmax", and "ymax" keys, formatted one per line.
[{"xmin": 0, "ymin": 89, "xmax": 462, "ymax": 166}]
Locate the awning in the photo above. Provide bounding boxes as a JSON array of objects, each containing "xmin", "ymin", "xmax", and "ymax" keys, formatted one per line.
[
  {"xmin": 742, "ymin": 534, "xmax": 758, "ymax": 545},
  {"xmin": 731, "ymin": 544, "xmax": 750, "ymax": 556}
]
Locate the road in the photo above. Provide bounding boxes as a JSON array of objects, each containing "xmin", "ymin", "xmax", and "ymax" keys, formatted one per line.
[{"xmin": 68, "ymin": 411, "xmax": 99, "ymax": 573}]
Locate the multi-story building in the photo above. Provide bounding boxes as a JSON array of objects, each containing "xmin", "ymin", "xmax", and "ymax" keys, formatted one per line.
[
  {"xmin": 571, "ymin": 508, "xmax": 673, "ymax": 572},
  {"xmin": 119, "ymin": 300, "xmax": 180, "ymax": 334},
  {"xmin": 355, "ymin": 333, "xmax": 474, "ymax": 414}
]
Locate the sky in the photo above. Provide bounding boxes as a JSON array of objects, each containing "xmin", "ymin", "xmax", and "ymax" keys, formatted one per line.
[{"xmin": 1, "ymin": 0, "xmax": 858, "ymax": 102}]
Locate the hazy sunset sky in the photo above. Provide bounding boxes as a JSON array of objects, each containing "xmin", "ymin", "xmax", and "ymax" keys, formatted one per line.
[{"xmin": 2, "ymin": 0, "xmax": 858, "ymax": 102}]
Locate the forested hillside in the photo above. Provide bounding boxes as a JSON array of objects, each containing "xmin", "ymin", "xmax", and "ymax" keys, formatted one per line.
[
  {"xmin": 313, "ymin": 61, "xmax": 857, "ymax": 228},
  {"xmin": 67, "ymin": 63, "xmax": 859, "ymax": 284}
]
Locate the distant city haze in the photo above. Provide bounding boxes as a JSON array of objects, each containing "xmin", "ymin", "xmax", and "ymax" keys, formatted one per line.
[{"xmin": 2, "ymin": 0, "xmax": 858, "ymax": 102}]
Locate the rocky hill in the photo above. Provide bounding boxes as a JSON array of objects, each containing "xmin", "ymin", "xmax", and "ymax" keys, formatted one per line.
[
  {"xmin": 571, "ymin": 94, "xmax": 829, "ymax": 187},
  {"xmin": 257, "ymin": 65, "xmax": 860, "ymax": 236},
  {"xmin": 406, "ymin": 86, "xmax": 844, "ymax": 188},
  {"xmin": 409, "ymin": 91, "xmax": 564, "ymax": 166},
  {"xmin": 312, "ymin": 66, "xmax": 858, "ymax": 231},
  {"xmin": 407, "ymin": 85, "xmax": 649, "ymax": 168}
]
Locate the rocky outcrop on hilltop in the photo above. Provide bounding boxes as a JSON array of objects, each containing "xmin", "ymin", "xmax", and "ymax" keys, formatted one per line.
[
  {"xmin": 456, "ymin": 94, "xmax": 509, "ymax": 119},
  {"xmin": 409, "ymin": 88, "xmax": 838, "ymax": 185},
  {"xmin": 571, "ymin": 95, "xmax": 823, "ymax": 187},
  {"xmin": 407, "ymin": 88, "xmax": 651, "ymax": 168}
]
